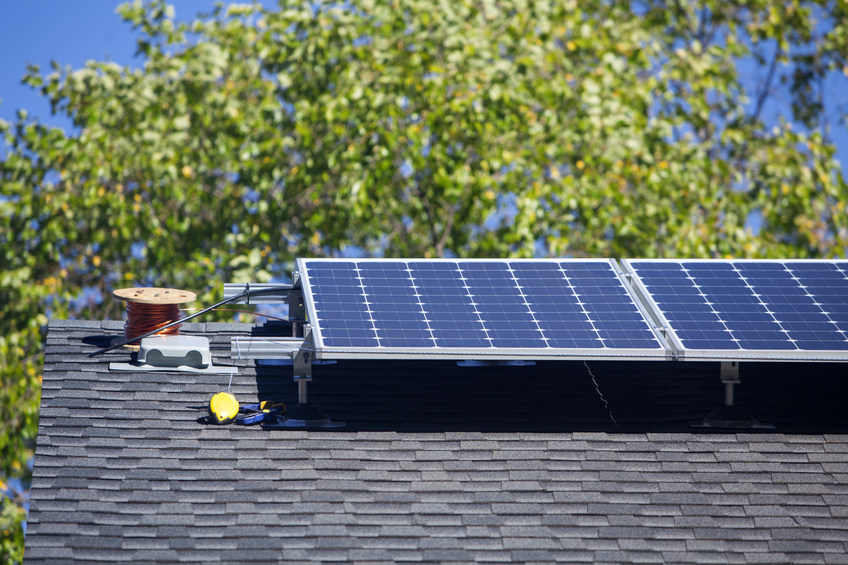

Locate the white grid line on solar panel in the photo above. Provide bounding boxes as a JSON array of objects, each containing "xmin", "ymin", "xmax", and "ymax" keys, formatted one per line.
[
  {"xmin": 298, "ymin": 258, "xmax": 666, "ymax": 353},
  {"xmin": 825, "ymin": 263, "xmax": 848, "ymax": 336},
  {"xmin": 783, "ymin": 262, "xmax": 848, "ymax": 342},
  {"xmin": 732, "ymin": 262, "xmax": 799, "ymax": 349},
  {"xmin": 353, "ymin": 263, "xmax": 382, "ymax": 346},
  {"xmin": 733, "ymin": 261, "xmax": 847, "ymax": 350},
  {"xmin": 403, "ymin": 261, "xmax": 439, "ymax": 347},
  {"xmin": 505, "ymin": 264, "xmax": 550, "ymax": 346},
  {"xmin": 454, "ymin": 262, "xmax": 494, "ymax": 347},
  {"xmin": 624, "ymin": 259, "xmax": 848, "ymax": 354},
  {"xmin": 557, "ymin": 264, "xmax": 607, "ymax": 347},
  {"xmin": 676, "ymin": 261, "xmax": 744, "ymax": 348}
]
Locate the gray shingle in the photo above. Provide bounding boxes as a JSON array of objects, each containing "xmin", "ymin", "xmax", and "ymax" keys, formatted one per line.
[{"xmin": 23, "ymin": 320, "xmax": 848, "ymax": 565}]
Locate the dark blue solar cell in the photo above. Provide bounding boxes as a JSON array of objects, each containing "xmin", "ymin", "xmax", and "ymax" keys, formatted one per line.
[
  {"xmin": 306, "ymin": 262, "xmax": 380, "ymax": 348},
  {"xmin": 449, "ymin": 262, "xmax": 548, "ymax": 349},
  {"xmin": 593, "ymin": 311, "xmax": 641, "ymax": 322},
  {"xmin": 674, "ymin": 321, "xmax": 720, "ymax": 331},
  {"xmin": 767, "ymin": 262, "xmax": 848, "ymax": 350},
  {"xmin": 406, "ymin": 261, "xmax": 495, "ymax": 348},
  {"xmin": 347, "ymin": 338, "xmax": 376, "ymax": 347},
  {"xmin": 719, "ymin": 311, "xmax": 768, "ymax": 322},
  {"xmin": 546, "ymin": 261, "xmax": 661, "ymax": 349},
  {"xmin": 350, "ymin": 262, "xmax": 437, "ymax": 348},
  {"xmin": 683, "ymin": 340, "xmax": 736, "ymax": 350},
  {"xmin": 508, "ymin": 262, "xmax": 607, "ymax": 349},
  {"xmin": 663, "ymin": 310, "xmax": 715, "ymax": 322},
  {"xmin": 738, "ymin": 339, "xmax": 795, "ymax": 350}
]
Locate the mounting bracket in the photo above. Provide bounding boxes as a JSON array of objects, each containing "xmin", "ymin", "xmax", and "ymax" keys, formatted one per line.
[
  {"xmin": 228, "ymin": 321, "xmax": 344, "ymax": 429},
  {"xmin": 691, "ymin": 361, "xmax": 774, "ymax": 429},
  {"xmin": 275, "ymin": 324, "xmax": 343, "ymax": 428},
  {"xmin": 293, "ymin": 323, "xmax": 313, "ymax": 403},
  {"xmin": 225, "ymin": 277, "xmax": 344, "ymax": 428}
]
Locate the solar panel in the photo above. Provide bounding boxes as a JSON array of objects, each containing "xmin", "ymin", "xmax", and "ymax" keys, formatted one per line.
[
  {"xmin": 621, "ymin": 259, "xmax": 848, "ymax": 361},
  {"xmin": 297, "ymin": 258, "xmax": 670, "ymax": 360}
]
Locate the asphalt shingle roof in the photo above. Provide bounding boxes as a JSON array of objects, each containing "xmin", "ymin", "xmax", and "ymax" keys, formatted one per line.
[{"xmin": 24, "ymin": 319, "xmax": 848, "ymax": 564}]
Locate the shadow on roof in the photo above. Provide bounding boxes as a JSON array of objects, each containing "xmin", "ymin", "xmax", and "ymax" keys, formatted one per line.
[{"xmin": 251, "ymin": 359, "xmax": 848, "ymax": 435}]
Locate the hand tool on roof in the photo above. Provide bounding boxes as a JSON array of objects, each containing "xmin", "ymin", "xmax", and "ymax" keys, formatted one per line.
[
  {"xmin": 235, "ymin": 401, "xmax": 286, "ymax": 425},
  {"xmin": 208, "ymin": 391, "xmax": 240, "ymax": 425}
]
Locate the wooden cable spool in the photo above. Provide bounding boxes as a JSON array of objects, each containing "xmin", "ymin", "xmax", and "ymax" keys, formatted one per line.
[{"xmin": 112, "ymin": 287, "xmax": 197, "ymax": 347}]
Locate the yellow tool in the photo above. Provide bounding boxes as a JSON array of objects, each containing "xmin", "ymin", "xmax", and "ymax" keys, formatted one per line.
[{"xmin": 208, "ymin": 392, "xmax": 239, "ymax": 425}]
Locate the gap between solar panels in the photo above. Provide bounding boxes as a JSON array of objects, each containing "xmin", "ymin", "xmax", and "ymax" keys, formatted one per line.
[{"xmin": 226, "ymin": 258, "xmax": 848, "ymax": 430}]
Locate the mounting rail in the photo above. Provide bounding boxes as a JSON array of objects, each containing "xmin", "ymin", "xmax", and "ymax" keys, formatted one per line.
[
  {"xmin": 231, "ymin": 337, "xmax": 307, "ymax": 360},
  {"xmin": 223, "ymin": 277, "xmax": 300, "ymax": 305}
]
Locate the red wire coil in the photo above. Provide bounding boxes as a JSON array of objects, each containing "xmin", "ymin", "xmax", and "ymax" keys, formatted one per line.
[{"xmin": 124, "ymin": 302, "xmax": 182, "ymax": 344}]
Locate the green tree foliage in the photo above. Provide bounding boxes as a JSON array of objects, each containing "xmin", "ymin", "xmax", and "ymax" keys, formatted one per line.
[{"xmin": 2, "ymin": 0, "xmax": 848, "ymax": 560}]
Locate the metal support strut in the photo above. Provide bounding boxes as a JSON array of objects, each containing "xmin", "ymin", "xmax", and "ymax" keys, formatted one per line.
[
  {"xmin": 722, "ymin": 361, "xmax": 739, "ymax": 407},
  {"xmin": 298, "ymin": 378, "xmax": 309, "ymax": 405},
  {"xmin": 691, "ymin": 361, "xmax": 773, "ymax": 429},
  {"xmin": 268, "ymin": 324, "xmax": 345, "ymax": 429}
]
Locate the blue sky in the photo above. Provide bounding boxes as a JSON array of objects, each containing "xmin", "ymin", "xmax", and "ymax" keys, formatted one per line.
[
  {"xmin": 0, "ymin": 1, "xmax": 288, "ymax": 319},
  {"xmin": 0, "ymin": 1, "xmax": 231, "ymax": 130},
  {"xmin": 1, "ymin": 1, "xmax": 847, "ymax": 170}
]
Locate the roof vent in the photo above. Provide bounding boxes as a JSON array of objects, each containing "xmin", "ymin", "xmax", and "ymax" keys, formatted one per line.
[{"xmin": 138, "ymin": 336, "xmax": 211, "ymax": 368}]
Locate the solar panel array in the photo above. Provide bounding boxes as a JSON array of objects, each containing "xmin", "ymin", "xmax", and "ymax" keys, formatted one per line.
[
  {"xmin": 298, "ymin": 259, "xmax": 668, "ymax": 359},
  {"xmin": 622, "ymin": 260, "xmax": 848, "ymax": 360}
]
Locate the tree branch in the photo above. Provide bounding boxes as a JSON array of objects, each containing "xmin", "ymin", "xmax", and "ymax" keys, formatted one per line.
[
  {"xmin": 673, "ymin": 0, "xmax": 696, "ymax": 37},
  {"xmin": 752, "ymin": 41, "xmax": 781, "ymax": 123},
  {"xmin": 435, "ymin": 202, "xmax": 456, "ymax": 258}
]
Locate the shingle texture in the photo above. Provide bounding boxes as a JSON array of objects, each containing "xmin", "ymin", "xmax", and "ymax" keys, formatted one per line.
[{"xmin": 25, "ymin": 319, "xmax": 848, "ymax": 564}]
